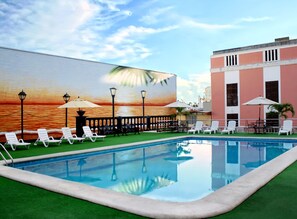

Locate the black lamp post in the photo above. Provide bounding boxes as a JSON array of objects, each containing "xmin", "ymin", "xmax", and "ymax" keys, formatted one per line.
[
  {"xmin": 110, "ymin": 87, "xmax": 117, "ymax": 128},
  {"xmin": 18, "ymin": 90, "xmax": 27, "ymax": 139},
  {"xmin": 141, "ymin": 90, "xmax": 146, "ymax": 130},
  {"xmin": 63, "ymin": 93, "xmax": 70, "ymax": 127}
]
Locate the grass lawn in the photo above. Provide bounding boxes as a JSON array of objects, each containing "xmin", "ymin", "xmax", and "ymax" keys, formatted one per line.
[{"xmin": 1, "ymin": 132, "xmax": 297, "ymax": 218}]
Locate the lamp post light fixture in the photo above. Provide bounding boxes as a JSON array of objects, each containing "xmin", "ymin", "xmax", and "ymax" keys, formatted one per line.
[
  {"xmin": 141, "ymin": 90, "xmax": 146, "ymax": 130},
  {"xmin": 63, "ymin": 93, "xmax": 71, "ymax": 127},
  {"xmin": 18, "ymin": 90, "xmax": 27, "ymax": 139},
  {"xmin": 110, "ymin": 87, "xmax": 117, "ymax": 129}
]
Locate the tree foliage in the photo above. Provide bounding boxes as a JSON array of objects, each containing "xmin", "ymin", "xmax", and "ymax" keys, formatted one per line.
[{"xmin": 268, "ymin": 103, "xmax": 295, "ymax": 119}]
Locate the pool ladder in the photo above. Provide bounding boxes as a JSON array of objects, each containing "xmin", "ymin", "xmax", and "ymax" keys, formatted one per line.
[{"xmin": 0, "ymin": 143, "xmax": 14, "ymax": 166}]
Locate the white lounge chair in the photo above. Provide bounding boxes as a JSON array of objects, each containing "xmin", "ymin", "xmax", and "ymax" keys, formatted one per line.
[
  {"xmin": 278, "ymin": 120, "xmax": 293, "ymax": 135},
  {"xmin": 34, "ymin": 128, "xmax": 61, "ymax": 147},
  {"xmin": 5, "ymin": 132, "xmax": 30, "ymax": 151},
  {"xmin": 203, "ymin": 121, "xmax": 219, "ymax": 134},
  {"xmin": 83, "ymin": 126, "xmax": 106, "ymax": 142},
  {"xmin": 61, "ymin": 127, "xmax": 85, "ymax": 144},
  {"xmin": 187, "ymin": 121, "xmax": 203, "ymax": 134},
  {"xmin": 221, "ymin": 120, "xmax": 236, "ymax": 134}
]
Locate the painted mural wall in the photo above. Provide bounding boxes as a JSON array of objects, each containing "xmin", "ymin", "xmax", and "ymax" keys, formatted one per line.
[{"xmin": 0, "ymin": 47, "xmax": 176, "ymax": 132}]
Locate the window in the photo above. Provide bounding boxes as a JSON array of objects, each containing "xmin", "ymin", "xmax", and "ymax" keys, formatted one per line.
[
  {"xmin": 225, "ymin": 54, "xmax": 238, "ymax": 66},
  {"xmin": 266, "ymin": 81, "xmax": 279, "ymax": 102},
  {"xmin": 266, "ymin": 80, "xmax": 279, "ymax": 127},
  {"xmin": 264, "ymin": 49, "xmax": 278, "ymax": 62},
  {"xmin": 226, "ymin": 84, "xmax": 238, "ymax": 106}
]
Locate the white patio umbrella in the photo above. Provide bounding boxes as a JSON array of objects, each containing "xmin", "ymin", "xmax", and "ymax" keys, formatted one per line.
[
  {"xmin": 164, "ymin": 100, "xmax": 191, "ymax": 108},
  {"xmin": 58, "ymin": 97, "xmax": 101, "ymax": 116},
  {"xmin": 243, "ymin": 96, "xmax": 278, "ymax": 121},
  {"xmin": 164, "ymin": 100, "xmax": 191, "ymax": 120}
]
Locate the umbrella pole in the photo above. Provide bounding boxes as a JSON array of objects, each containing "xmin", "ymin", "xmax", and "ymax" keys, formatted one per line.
[{"xmin": 258, "ymin": 105, "xmax": 261, "ymax": 122}]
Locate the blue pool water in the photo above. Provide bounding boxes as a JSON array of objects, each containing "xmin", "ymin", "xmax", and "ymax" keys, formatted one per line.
[{"xmin": 14, "ymin": 137, "xmax": 297, "ymax": 202}]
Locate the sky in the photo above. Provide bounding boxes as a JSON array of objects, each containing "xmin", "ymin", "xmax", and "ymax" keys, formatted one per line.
[{"xmin": 1, "ymin": 0, "xmax": 297, "ymax": 103}]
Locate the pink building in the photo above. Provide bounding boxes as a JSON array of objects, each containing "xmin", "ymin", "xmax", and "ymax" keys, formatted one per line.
[{"xmin": 210, "ymin": 37, "xmax": 297, "ymax": 128}]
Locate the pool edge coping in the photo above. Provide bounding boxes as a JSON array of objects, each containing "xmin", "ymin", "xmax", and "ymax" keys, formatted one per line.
[{"xmin": 1, "ymin": 135, "xmax": 297, "ymax": 219}]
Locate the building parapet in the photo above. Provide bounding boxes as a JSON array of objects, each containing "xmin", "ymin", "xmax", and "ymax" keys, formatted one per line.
[{"xmin": 213, "ymin": 37, "xmax": 297, "ymax": 55}]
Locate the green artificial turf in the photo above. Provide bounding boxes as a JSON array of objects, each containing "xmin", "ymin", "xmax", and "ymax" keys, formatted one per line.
[
  {"xmin": 213, "ymin": 161, "xmax": 297, "ymax": 219},
  {"xmin": 0, "ymin": 176, "xmax": 145, "ymax": 219},
  {"xmin": 1, "ymin": 132, "xmax": 297, "ymax": 218}
]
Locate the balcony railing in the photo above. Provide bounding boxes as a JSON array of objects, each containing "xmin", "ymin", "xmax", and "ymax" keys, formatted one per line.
[{"xmin": 83, "ymin": 115, "xmax": 176, "ymax": 135}]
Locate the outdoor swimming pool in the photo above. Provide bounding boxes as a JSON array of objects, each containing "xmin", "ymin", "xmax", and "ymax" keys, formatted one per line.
[{"xmin": 13, "ymin": 137, "xmax": 297, "ymax": 202}]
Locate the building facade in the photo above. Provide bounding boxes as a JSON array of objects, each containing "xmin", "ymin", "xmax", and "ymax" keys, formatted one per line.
[{"xmin": 210, "ymin": 37, "xmax": 297, "ymax": 127}]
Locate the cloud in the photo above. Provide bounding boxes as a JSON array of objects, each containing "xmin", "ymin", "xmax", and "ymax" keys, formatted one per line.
[
  {"xmin": 140, "ymin": 6, "xmax": 174, "ymax": 25},
  {"xmin": 140, "ymin": 6, "xmax": 236, "ymax": 31},
  {"xmin": 0, "ymin": 1, "xmax": 142, "ymax": 64},
  {"xmin": 0, "ymin": 0, "xmax": 101, "ymax": 49},
  {"xmin": 95, "ymin": 0, "xmax": 132, "ymax": 11},
  {"xmin": 177, "ymin": 72, "xmax": 211, "ymax": 103},
  {"xmin": 106, "ymin": 25, "xmax": 178, "ymax": 44},
  {"xmin": 0, "ymin": 0, "xmax": 178, "ymax": 65},
  {"xmin": 91, "ymin": 25, "xmax": 178, "ymax": 63},
  {"xmin": 92, "ymin": 42, "xmax": 152, "ymax": 64},
  {"xmin": 180, "ymin": 17, "xmax": 237, "ymax": 30}
]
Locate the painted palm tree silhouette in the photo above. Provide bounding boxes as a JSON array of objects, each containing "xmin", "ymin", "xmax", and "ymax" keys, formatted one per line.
[{"xmin": 108, "ymin": 66, "xmax": 172, "ymax": 87}]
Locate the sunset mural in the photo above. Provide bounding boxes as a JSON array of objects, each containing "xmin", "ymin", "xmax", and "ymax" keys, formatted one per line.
[{"xmin": 0, "ymin": 47, "xmax": 176, "ymax": 133}]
